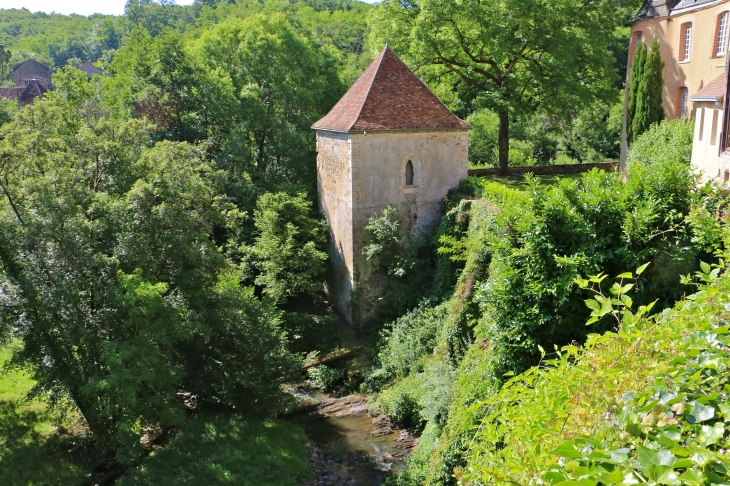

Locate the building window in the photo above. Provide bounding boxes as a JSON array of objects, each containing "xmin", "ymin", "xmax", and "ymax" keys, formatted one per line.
[
  {"xmin": 630, "ymin": 31, "xmax": 644, "ymax": 66},
  {"xmin": 405, "ymin": 160, "xmax": 414, "ymax": 186},
  {"xmin": 717, "ymin": 12, "xmax": 729, "ymax": 57},
  {"xmin": 677, "ymin": 86, "xmax": 689, "ymax": 120},
  {"xmin": 24, "ymin": 79, "xmax": 30, "ymax": 86},
  {"xmin": 680, "ymin": 22, "xmax": 693, "ymax": 62},
  {"xmin": 711, "ymin": 110, "xmax": 720, "ymax": 146}
]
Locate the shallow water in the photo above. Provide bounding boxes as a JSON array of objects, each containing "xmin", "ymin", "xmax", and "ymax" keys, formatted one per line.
[{"xmin": 288, "ymin": 390, "xmax": 409, "ymax": 485}]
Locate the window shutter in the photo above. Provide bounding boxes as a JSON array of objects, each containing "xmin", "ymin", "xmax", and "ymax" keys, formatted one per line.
[{"xmin": 679, "ymin": 24, "xmax": 686, "ymax": 61}]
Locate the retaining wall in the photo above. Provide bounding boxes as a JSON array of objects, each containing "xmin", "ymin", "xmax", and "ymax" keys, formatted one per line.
[{"xmin": 468, "ymin": 162, "xmax": 619, "ymax": 177}]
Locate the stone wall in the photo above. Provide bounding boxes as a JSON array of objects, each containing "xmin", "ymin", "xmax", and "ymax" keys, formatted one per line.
[
  {"xmin": 467, "ymin": 161, "xmax": 619, "ymax": 177},
  {"xmin": 349, "ymin": 130, "xmax": 468, "ymax": 324},
  {"xmin": 316, "ymin": 129, "xmax": 469, "ymax": 325},
  {"xmin": 316, "ymin": 131, "xmax": 354, "ymax": 320}
]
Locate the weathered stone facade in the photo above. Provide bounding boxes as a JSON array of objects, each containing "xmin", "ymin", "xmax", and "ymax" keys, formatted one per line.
[
  {"xmin": 316, "ymin": 129, "xmax": 468, "ymax": 324},
  {"xmin": 313, "ymin": 46, "xmax": 470, "ymax": 325}
]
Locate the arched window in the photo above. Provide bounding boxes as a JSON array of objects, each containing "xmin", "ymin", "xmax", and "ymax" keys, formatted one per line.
[{"xmin": 405, "ymin": 160, "xmax": 414, "ymax": 186}]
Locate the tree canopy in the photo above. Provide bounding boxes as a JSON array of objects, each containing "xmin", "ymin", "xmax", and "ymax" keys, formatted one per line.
[{"xmin": 370, "ymin": 0, "xmax": 640, "ymax": 173}]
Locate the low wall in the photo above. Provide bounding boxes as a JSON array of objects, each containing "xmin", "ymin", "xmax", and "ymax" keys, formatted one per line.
[{"xmin": 468, "ymin": 162, "xmax": 619, "ymax": 177}]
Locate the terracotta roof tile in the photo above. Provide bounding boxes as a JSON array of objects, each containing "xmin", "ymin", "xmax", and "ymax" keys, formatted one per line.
[
  {"xmin": 691, "ymin": 75, "xmax": 727, "ymax": 101},
  {"xmin": 313, "ymin": 46, "xmax": 470, "ymax": 132}
]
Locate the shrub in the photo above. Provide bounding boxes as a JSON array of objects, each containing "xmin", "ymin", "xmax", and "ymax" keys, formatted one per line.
[
  {"xmin": 460, "ymin": 264, "xmax": 730, "ymax": 484},
  {"xmin": 377, "ymin": 376, "xmax": 423, "ymax": 428},
  {"xmin": 626, "ymin": 118, "xmax": 694, "ymax": 171},
  {"xmin": 466, "ymin": 109, "xmax": 499, "ymax": 167},
  {"xmin": 307, "ymin": 365, "xmax": 345, "ymax": 391}
]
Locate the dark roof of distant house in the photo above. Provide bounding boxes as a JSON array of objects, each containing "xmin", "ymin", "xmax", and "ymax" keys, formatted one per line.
[
  {"xmin": 312, "ymin": 46, "xmax": 471, "ymax": 132},
  {"xmin": 18, "ymin": 80, "xmax": 46, "ymax": 106},
  {"xmin": 12, "ymin": 58, "xmax": 50, "ymax": 74},
  {"xmin": 632, "ymin": 0, "xmax": 726, "ymax": 22},
  {"xmin": 691, "ymin": 74, "xmax": 727, "ymax": 101},
  {"xmin": 0, "ymin": 87, "xmax": 22, "ymax": 101}
]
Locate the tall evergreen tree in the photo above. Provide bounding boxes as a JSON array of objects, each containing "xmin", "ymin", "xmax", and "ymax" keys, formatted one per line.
[
  {"xmin": 632, "ymin": 36, "xmax": 665, "ymax": 141},
  {"xmin": 627, "ymin": 40, "xmax": 646, "ymax": 144}
]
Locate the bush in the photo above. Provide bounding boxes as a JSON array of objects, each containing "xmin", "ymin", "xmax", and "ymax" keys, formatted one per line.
[
  {"xmin": 461, "ymin": 264, "xmax": 730, "ymax": 484},
  {"xmin": 377, "ymin": 376, "xmax": 423, "ymax": 428},
  {"xmin": 466, "ymin": 109, "xmax": 499, "ymax": 167},
  {"xmin": 307, "ymin": 365, "xmax": 345, "ymax": 391},
  {"xmin": 626, "ymin": 118, "xmax": 694, "ymax": 171}
]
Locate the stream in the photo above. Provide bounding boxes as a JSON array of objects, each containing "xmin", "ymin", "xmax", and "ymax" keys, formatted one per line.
[{"xmin": 287, "ymin": 387, "xmax": 418, "ymax": 486}]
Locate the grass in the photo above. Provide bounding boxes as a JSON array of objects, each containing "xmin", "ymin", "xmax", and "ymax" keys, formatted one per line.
[
  {"xmin": 0, "ymin": 344, "xmax": 314, "ymax": 486},
  {"xmin": 116, "ymin": 413, "xmax": 312, "ymax": 486},
  {"xmin": 0, "ymin": 345, "xmax": 90, "ymax": 486},
  {"xmin": 477, "ymin": 173, "xmax": 583, "ymax": 191}
]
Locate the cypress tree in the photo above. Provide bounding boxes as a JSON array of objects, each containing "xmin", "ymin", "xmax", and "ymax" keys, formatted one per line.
[
  {"xmin": 632, "ymin": 36, "xmax": 665, "ymax": 142},
  {"xmin": 627, "ymin": 40, "xmax": 647, "ymax": 144}
]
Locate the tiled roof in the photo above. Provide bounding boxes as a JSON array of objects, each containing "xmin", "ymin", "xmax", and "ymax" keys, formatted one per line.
[
  {"xmin": 12, "ymin": 58, "xmax": 50, "ymax": 75},
  {"xmin": 691, "ymin": 74, "xmax": 727, "ymax": 101},
  {"xmin": 18, "ymin": 80, "xmax": 46, "ymax": 106},
  {"xmin": 312, "ymin": 46, "xmax": 470, "ymax": 132},
  {"xmin": 0, "ymin": 87, "xmax": 21, "ymax": 101},
  {"xmin": 632, "ymin": 0, "xmax": 679, "ymax": 22}
]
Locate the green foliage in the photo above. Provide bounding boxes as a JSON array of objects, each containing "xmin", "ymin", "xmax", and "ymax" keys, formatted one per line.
[
  {"xmin": 0, "ymin": 76, "xmax": 297, "ymax": 463},
  {"xmin": 308, "ymin": 365, "xmax": 346, "ymax": 391},
  {"xmin": 626, "ymin": 118, "xmax": 695, "ymax": 170},
  {"xmin": 372, "ymin": 0, "xmax": 627, "ymax": 172},
  {"xmin": 377, "ymin": 133, "xmax": 723, "ymax": 484},
  {"xmin": 365, "ymin": 303, "xmax": 453, "ymax": 390},
  {"xmin": 244, "ymin": 192, "xmax": 328, "ymax": 305},
  {"xmin": 0, "ymin": 345, "xmax": 90, "ymax": 485},
  {"xmin": 631, "ymin": 37, "xmax": 665, "ymax": 142},
  {"xmin": 363, "ymin": 206, "xmax": 436, "ymax": 318},
  {"xmin": 466, "ymin": 109, "xmax": 499, "ymax": 167},
  {"xmin": 116, "ymin": 414, "xmax": 311, "ymax": 486},
  {"xmin": 458, "ymin": 262, "xmax": 730, "ymax": 484},
  {"xmin": 627, "ymin": 40, "xmax": 647, "ymax": 144}
]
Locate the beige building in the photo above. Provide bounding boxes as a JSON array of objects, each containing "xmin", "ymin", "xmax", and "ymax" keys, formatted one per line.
[
  {"xmin": 622, "ymin": 0, "xmax": 730, "ymax": 178},
  {"xmin": 312, "ymin": 46, "xmax": 470, "ymax": 325}
]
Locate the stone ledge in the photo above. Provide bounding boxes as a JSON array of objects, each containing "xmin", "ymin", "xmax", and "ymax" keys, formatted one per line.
[{"xmin": 468, "ymin": 162, "xmax": 619, "ymax": 177}]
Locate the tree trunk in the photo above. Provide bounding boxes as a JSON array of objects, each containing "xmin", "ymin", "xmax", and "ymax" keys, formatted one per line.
[{"xmin": 498, "ymin": 111, "xmax": 510, "ymax": 176}]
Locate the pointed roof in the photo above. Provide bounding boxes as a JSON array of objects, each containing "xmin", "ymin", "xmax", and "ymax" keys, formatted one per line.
[
  {"xmin": 691, "ymin": 75, "xmax": 727, "ymax": 102},
  {"xmin": 313, "ymin": 46, "xmax": 470, "ymax": 132}
]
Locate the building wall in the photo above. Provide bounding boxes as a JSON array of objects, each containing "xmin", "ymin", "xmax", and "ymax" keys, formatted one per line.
[
  {"xmin": 691, "ymin": 102, "xmax": 725, "ymax": 182},
  {"xmin": 316, "ymin": 129, "xmax": 469, "ymax": 325},
  {"xmin": 349, "ymin": 130, "xmax": 468, "ymax": 324},
  {"xmin": 12, "ymin": 61, "xmax": 51, "ymax": 90},
  {"xmin": 316, "ymin": 131, "xmax": 354, "ymax": 321},
  {"xmin": 621, "ymin": 0, "xmax": 730, "ymax": 166}
]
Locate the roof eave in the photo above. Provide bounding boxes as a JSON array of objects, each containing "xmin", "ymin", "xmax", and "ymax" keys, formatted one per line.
[
  {"xmin": 691, "ymin": 95, "xmax": 723, "ymax": 102},
  {"xmin": 313, "ymin": 126, "xmax": 472, "ymax": 133}
]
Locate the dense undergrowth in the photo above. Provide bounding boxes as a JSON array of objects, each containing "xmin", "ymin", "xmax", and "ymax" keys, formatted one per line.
[{"xmin": 364, "ymin": 120, "xmax": 730, "ymax": 485}]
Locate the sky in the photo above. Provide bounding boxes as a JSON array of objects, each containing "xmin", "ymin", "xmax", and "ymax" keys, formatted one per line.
[{"xmin": 0, "ymin": 0, "xmax": 195, "ymax": 16}]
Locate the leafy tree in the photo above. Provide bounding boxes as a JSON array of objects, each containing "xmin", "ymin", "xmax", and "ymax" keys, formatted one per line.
[
  {"xmin": 632, "ymin": 36, "xmax": 665, "ymax": 140},
  {"xmin": 0, "ymin": 71, "xmax": 297, "ymax": 464},
  {"xmin": 193, "ymin": 13, "xmax": 344, "ymax": 191},
  {"xmin": 626, "ymin": 39, "xmax": 646, "ymax": 144},
  {"xmin": 244, "ymin": 192, "xmax": 328, "ymax": 305},
  {"xmin": 0, "ymin": 43, "xmax": 11, "ymax": 81},
  {"xmin": 371, "ymin": 0, "xmax": 632, "ymax": 175}
]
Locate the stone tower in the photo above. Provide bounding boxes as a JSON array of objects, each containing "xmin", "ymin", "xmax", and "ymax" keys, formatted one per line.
[{"xmin": 312, "ymin": 46, "xmax": 470, "ymax": 325}]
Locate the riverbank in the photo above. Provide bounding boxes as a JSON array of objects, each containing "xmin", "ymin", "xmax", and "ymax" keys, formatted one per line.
[{"xmin": 291, "ymin": 393, "xmax": 418, "ymax": 486}]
